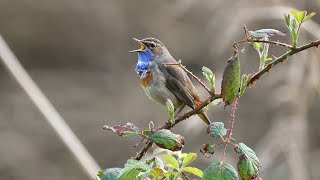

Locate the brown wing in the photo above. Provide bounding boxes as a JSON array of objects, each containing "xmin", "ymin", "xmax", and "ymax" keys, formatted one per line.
[{"xmin": 161, "ymin": 65, "xmax": 198, "ymax": 108}]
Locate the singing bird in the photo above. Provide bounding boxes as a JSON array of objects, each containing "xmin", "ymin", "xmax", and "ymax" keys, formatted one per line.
[{"xmin": 130, "ymin": 37, "xmax": 211, "ymax": 125}]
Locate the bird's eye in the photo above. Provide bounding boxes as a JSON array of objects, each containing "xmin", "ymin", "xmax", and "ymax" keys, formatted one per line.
[{"xmin": 150, "ymin": 42, "xmax": 156, "ymax": 48}]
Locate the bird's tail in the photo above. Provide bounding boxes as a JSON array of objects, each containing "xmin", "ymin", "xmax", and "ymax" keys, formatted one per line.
[{"xmin": 197, "ymin": 112, "xmax": 211, "ymax": 125}]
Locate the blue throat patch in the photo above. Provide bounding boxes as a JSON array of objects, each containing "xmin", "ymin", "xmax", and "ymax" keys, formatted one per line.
[{"xmin": 135, "ymin": 50, "xmax": 154, "ymax": 78}]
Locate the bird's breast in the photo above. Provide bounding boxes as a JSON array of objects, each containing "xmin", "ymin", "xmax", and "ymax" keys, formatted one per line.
[{"xmin": 140, "ymin": 71, "xmax": 153, "ymax": 87}]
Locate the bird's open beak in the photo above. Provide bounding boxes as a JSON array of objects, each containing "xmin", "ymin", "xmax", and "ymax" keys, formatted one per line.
[{"xmin": 129, "ymin": 38, "xmax": 148, "ymax": 53}]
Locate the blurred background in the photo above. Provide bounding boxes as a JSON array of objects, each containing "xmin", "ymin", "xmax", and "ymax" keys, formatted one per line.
[{"xmin": 0, "ymin": 0, "xmax": 319, "ymax": 179}]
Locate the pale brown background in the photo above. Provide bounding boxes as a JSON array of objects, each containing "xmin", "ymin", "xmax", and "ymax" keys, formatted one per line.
[{"xmin": 0, "ymin": 0, "xmax": 319, "ymax": 180}]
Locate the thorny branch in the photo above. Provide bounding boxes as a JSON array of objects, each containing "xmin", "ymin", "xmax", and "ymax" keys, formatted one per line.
[
  {"xmin": 247, "ymin": 39, "xmax": 293, "ymax": 49},
  {"xmin": 222, "ymin": 98, "xmax": 238, "ymax": 162},
  {"xmin": 134, "ymin": 39, "xmax": 320, "ymax": 161},
  {"xmin": 244, "ymin": 39, "xmax": 320, "ymax": 86}
]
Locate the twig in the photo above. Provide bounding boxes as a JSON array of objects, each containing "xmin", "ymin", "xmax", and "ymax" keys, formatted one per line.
[
  {"xmin": 134, "ymin": 141, "xmax": 153, "ymax": 160},
  {"xmin": 222, "ymin": 98, "xmax": 238, "ymax": 162},
  {"xmin": 247, "ymin": 39, "xmax": 320, "ymax": 85},
  {"xmin": 163, "ymin": 60, "xmax": 213, "ymax": 94},
  {"xmin": 134, "ymin": 94, "xmax": 222, "ymax": 160},
  {"xmin": 181, "ymin": 172, "xmax": 191, "ymax": 180},
  {"xmin": 247, "ymin": 39, "xmax": 293, "ymax": 49},
  {"xmin": 160, "ymin": 94, "xmax": 222, "ymax": 130}
]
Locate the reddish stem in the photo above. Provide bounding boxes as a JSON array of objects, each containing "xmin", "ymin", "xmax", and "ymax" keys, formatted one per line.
[{"xmin": 221, "ymin": 98, "xmax": 238, "ymax": 162}]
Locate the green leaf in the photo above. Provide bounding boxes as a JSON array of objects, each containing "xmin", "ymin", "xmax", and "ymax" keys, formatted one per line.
[
  {"xmin": 290, "ymin": 9, "xmax": 306, "ymax": 23},
  {"xmin": 202, "ymin": 66, "xmax": 216, "ymax": 92},
  {"xmin": 207, "ymin": 122, "xmax": 227, "ymax": 138},
  {"xmin": 290, "ymin": 18, "xmax": 298, "ymax": 47},
  {"xmin": 182, "ymin": 153, "xmax": 197, "ymax": 166},
  {"xmin": 168, "ymin": 172, "xmax": 176, "ymax": 180},
  {"xmin": 98, "ymin": 168, "xmax": 122, "ymax": 180},
  {"xmin": 261, "ymin": 38, "xmax": 269, "ymax": 59},
  {"xmin": 253, "ymin": 42, "xmax": 260, "ymax": 49},
  {"xmin": 201, "ymin": 144, "xmax": 215, "ymax": 156},
  {"xmin": 150, "ymin": 168, "xmax": 164, "ymax": 177},
  {"xmin": 154, "ymin": 157, "xmax": 165, "ymax": 169},
  {"xmin": 284, "ymin": 14, "xmax": 291, "ymax": 27},
  {"xmin": 163, "ymin": 155, "xmax": 179, "ymax": 170},
  {"xmin": 239, "ymin": 74, "xmax": 251, "ymax": 96},
  {"xmin": 284, "ymin": 12, "xmax": 301, "ymax": 48},
  {"xmin": 248, "ymin": 29, "xmax": 286, "ymax": 38},
  {"xmin": 182, "ymin": 167, "xmax": 203, "ymax": 177},
  {"xmin": 303, "ymin": 12, "xmax": 316, "ymax": 22},
  {"xmin": 141, "ymin": 130, "xmax": 152, "ymax": 137},
  {"xmin": 235, "ymin": 143, "xmax": 260, "ymax": 180},
  {"xmin": 118, "ymin": 160, "xmax": 150, "ymax": 180},
  {"xmin": 148, "ymin": 129, "xmax": 185, "ymax": 151},
  {"xmin": 103, "ymin": 123, "xmax": 139, "ymax": 138},
  {"xmin": 203, "ymin": 162, "xmax": 238, "ymax": 180},
  {"xmin": 221, "ymin": 55, "xmax": 241, "ymax": 106},
  {"xmin": 166, "ymin": 99, "xmax": 175, "ymax": 124}
]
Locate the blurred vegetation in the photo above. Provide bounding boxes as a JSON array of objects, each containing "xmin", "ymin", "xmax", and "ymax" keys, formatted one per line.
[{"xmin": 0, "ymin": 0, "xmax": 319, "ymax": 180}]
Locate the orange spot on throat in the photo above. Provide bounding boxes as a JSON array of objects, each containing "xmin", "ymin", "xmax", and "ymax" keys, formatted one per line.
[{"xmin": 140, "ymin": 72, "xmax": 153, "ymax": 87}]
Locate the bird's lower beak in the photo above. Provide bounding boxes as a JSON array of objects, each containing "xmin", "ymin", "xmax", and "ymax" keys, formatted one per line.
[{"xmin": 129, "ymin": 38, "xmax": 147, "ymax": 53}]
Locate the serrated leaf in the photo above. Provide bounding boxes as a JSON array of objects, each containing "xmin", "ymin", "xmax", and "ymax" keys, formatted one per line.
[
  {"xmin": 221, "ymin": 55, "xmax": 240, "ymax": 106},
  {"xmin": 166, "ymin": 99, "xmax": 175, "ymax": 124},
  {"xmin": 136, "ymin": 171, "xmax": 150, "ymax": 180},
  {"xmin": 290, "ymin": 18, "xmax": 298, "ymax": 47},
  {"xmin": 98, "ymin": 168, "xmax": 122, "ymax": 180},
  {"xmin": 182, "ymin": 167, "xmax": 203, "ymax": 177},
  {"xmin": 148, "ymin": 129, "xmax": 185, "ymax": 151},
  {"xmin": 235, "ymin": 143, "xmax": 260, "ymax": 180},
  {"xmin": 202, "ymin": 66, "xmax": 216, "ymax": 92},
  {"xmin": 201, "ymin": 144, "xmax": 215, "ymax": 156},
  {"xmin": 202, "ymin": 162, "xmax": 238, "ymax": 180},
  {"xmin": 248, "ymin": 29, "xmax": 286, "ymax": 38},
  {"xmin": 207, "ymin": 122, "xmax": 227, "ymax": 138},
  {"xmin": 118, "ymin": 160, "xmax": 150, "ymax": 180},
  {"xmin": 154, "ymin": 157, "xmax": 165, "ymax": 169},
  {"xmin": 303, "ymin": 12, "xmax": 316, "ymax": 22},
  {"xmin": 182, "ymin": 153, "xmax": 197, "ymax": 166},
  {"xmin": 168, "ymin": 172, "xmax": 176, "ymax": 180},
  {"xmin": 239, "ymin": 74, "xmax": 251, "ymax": 96},
  {"xmin": 163, "ymin": 155, "xmax": 179, "ymax": 170},
  {"xmin": 291, "ymin": 9, "xmax": 306, "ymax": 23},
  {"xmin": 118, "ymin": 168, "xmax": 139, "ymax": 180},
  {"xmin": 284, "ymin": 14, "xmax": 291, "ymax": 27},
  {"xmin": 103, "ymin": 123, "xmax": 139, "ymax": 138}
]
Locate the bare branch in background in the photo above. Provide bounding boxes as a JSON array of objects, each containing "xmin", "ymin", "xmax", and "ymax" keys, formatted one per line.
[{"xmin": 0, "ymin": 35, "xmax": 101, "ymax": 179}]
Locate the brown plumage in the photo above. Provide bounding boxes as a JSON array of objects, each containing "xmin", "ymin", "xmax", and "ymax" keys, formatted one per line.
[{"xmin": 132, "ymin": 37, "xmax": 211, "ymax": 125}]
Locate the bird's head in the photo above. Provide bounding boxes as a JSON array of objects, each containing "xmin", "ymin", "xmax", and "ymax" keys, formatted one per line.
[{"xmin": 130, "ymin": 37, "xmax": 169, "ymax": 61}]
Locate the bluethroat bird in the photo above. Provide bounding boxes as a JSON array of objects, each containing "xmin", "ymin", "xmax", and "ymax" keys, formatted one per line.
[{"xmin": 130, "ymin": 37, "xmax": 211, "ymax": 125}]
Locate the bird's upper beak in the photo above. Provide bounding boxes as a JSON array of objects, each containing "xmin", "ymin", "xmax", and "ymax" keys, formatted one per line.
[{"xmin": 130, "ymin": 38, "xmax": 148, "ymax": 53}]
